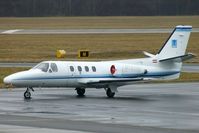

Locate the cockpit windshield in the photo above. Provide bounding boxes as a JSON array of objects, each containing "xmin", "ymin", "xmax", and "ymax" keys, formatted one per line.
[{"xmin": 32, "ymin": 63, "xmax": 49, "ymax": 72}]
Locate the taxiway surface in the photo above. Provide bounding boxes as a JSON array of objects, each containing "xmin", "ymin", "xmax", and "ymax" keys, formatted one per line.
[
  {"xmin": 0, "ymin": 28, "xmax": 199, "ymax": 34},
  {"xmin": 0, "ymin": 82, "xmax": 199, "ymax": 133}
]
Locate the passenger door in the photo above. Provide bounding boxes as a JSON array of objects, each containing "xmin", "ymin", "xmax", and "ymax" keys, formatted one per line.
[{"xmin": 67, "ymin": 64, "xmax": 78, "ymax": 86}]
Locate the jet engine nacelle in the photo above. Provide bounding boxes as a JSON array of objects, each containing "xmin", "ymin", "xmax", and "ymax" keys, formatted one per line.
[{"xmin": 110, "ymin": 64, "xmax": 147, "ymax": 77}]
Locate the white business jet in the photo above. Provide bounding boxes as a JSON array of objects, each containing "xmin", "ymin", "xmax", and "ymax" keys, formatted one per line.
[{"xmin": 4, "ymin": 25, "xmax": 195, "ymax": 99}]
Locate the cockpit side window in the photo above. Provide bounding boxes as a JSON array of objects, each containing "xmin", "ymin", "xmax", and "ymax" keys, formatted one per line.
[
  {"xmin": 51, "ymin": 63, "xmax": 58, "ymax": 72},
  {"xmin": 33, "ymin": 63, "xmax": 49, "ymax": 72}
]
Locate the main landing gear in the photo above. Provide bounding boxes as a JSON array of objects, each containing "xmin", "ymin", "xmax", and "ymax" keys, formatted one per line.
[
  {"xmin": 75, "ymin": 87, "xmax": 115, "ymax": 98},
  {"xmin": 24, "ymin": 87, "xmax": 34, "ymax": 99},
  {"xmin": 106, "ymin": 88, "xmax": 115, "ymax": 98},
  {"xmin": 76, "ymin": 88, "xmax": 85, "ymax": 97}
]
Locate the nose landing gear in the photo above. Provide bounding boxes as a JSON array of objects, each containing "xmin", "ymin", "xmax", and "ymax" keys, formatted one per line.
[{"xmin": 24, "ymin": 87, "xmax": 34, "ymax": 99}]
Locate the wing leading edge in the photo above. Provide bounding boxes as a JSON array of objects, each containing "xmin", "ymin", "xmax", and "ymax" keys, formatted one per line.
[{"xmin": 78, "ymin": 78, "xmax": 143, "ymax": 85}]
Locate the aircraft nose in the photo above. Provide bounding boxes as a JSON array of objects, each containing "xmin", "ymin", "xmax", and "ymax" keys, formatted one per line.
[
  {"xmin": 3, "ymin": 76, "xmax": 12, "ymax": 85},
  {"xmin": 3, "ymin": 71, "xmax": 29, "ymax": 87}
]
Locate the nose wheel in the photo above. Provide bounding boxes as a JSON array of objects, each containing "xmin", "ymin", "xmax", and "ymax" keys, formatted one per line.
[{"xmin": 24, "ymin": 87, "xmax": 34, "ymax": 99}]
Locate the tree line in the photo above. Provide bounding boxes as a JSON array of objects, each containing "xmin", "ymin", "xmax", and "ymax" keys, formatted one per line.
[{"xmin": 0, "ymin": 0, "xmax": 198, "ymax": 17}]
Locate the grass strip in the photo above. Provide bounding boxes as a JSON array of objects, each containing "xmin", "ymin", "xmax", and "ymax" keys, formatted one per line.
[{"xmin": 0, "ymin": 33, "xmax": 198, "ymax": 63}]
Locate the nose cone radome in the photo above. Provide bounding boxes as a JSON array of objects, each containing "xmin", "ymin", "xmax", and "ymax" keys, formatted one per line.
[{"xmin": 3, "ymin": 75, "xmax": 12, "ymax": 85}]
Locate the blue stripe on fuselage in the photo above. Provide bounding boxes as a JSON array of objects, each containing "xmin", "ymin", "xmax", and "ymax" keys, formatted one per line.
[{"xmin": 14, "ymin": 71, "xmax": 180, "ymax": 81}]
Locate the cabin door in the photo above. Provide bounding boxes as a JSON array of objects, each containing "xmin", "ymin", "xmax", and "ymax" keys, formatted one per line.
[{"xmin": 67, "ymin": 64, "xmax": 78, "ymax": 86}]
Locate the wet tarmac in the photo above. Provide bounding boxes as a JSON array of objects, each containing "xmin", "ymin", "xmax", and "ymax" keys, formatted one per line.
[{"xmin": 0, "ymin": 82, "xmax": 199, "ymax": 133}]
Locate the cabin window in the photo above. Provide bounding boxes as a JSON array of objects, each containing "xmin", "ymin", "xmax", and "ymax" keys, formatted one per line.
[
  {"xmin": 77, "ymin": 66, "xmax": 82, "ymax": 72},
  {"xmin": 70, "ymin": 66, "xmax": 74, "ymax": 72},
  {"xmin": 85, "ymin": 66, "xmax": 89, "ymax": 72},
  {"xmin": 51, "ymin": 63, "xmax": 58, "ymax": 72},
  {"xmin": 92, "ymin": 66, "xmax": 96, "ymax": 72},
  {"xmin": 33, "ymin": 63, "xmax": 49, "ymax": 72}
]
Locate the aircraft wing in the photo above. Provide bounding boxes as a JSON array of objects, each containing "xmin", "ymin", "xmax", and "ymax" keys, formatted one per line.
[
  {"xmin": 159, "ymin": 53, "xmax": 196, "ymax": 62},
  {"xmin": 78, "ymin": 78, "xmax": 143, "ymax": 85}
]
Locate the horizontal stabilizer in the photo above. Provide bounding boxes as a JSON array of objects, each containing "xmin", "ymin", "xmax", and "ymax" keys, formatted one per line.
[
  {"xmin": 159, "ymin": 53, "xmax": 196, "ymax": 62},
  {"xmin": 143, "ymin": 51, "xmax": 155, "ymax": 57}
]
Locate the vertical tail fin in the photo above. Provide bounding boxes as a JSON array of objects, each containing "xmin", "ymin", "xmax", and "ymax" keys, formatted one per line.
[{"xmin": 157, "ymin": 25, "xmax": 192, "ymax": 60}]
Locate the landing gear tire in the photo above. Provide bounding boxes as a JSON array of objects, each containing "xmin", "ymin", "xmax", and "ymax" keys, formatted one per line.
[
  {"xmin": 76, "ymin": 88, "xmax": 85, "ymax": 96},
  {"xmin": 24, "ymin": 90, "xmax": 31, "ymax": 99},
  {"xmin": 24, "ymin": 87, "xmax": 34, "ymax": 99},
  {"xmin": 106, "ymin": 88, "xmax": 115, "ymax": 98}
]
